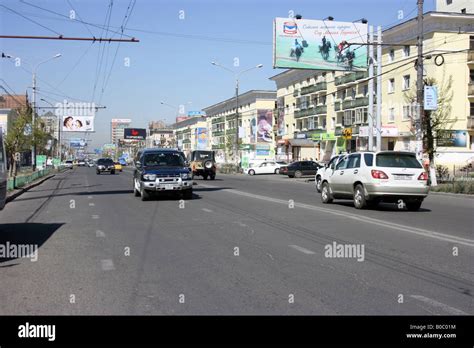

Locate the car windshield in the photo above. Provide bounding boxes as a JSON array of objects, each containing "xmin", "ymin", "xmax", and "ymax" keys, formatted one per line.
[
  {"xmin": 97, "ymin": 159, "xmax": 114, "ymax": 165},
  {"xmin": 144, "ymin": 153, "xmax": 185, "ymax": 167},
  {"xmin": 376, "ymin": 153, "xmax": 422, "ymax": 168}
]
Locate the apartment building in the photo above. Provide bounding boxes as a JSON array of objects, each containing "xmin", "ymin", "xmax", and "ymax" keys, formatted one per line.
[
  {"xmin": 110, "ymin": 118, "xmax": 131, "ymax": 145},
  {"xmin": 172, "ymin": 116, "xmax": 207, "ymax": 158},
  {"xmin": 202, "ymin": 90, "xmax": 276, "ymax": 164}
]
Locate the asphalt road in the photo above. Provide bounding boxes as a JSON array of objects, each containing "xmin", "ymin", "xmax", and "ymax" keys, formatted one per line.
[{"xmin": 0, "ymin": 167, "xmax": 472, "ymax": 315}]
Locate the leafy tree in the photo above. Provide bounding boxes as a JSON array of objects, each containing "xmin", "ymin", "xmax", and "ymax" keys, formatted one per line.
[{"xmin": 5, "ymin": 106, "xmax": 32, "ymax": 176}]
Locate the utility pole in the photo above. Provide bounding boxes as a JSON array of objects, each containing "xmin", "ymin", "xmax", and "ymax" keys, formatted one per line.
[
  {"xmin": 31, "ymin": 72, "xmax": 36, "ymax": 170},
  {"xmin": 235, "ymin": 79, "xmax": 239, "ymax": 165},
  {"xmin": 416, "ymin": 0, "xmax": 424, "ymax": 161},
  {"xmin": 376, "ymin": 25, "xmax": 382, "ymax": 151},
  {"xmin": 368, "ymin": 25, "xmax": 374, "ymax": 151}
]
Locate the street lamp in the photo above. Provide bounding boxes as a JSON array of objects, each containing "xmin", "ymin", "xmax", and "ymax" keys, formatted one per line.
[{"xmin": 210, "ymin": 61, "xmax": 263, "ymax": 166}]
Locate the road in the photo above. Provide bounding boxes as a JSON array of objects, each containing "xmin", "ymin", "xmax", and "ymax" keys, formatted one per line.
[{"xmin": 0, "ymin": 166, "xmax": 472, "ymax": 315}]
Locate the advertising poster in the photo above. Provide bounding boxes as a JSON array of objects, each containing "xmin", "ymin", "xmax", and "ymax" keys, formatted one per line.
[
  {"xmin": 256, "ymin": 109, "xmax": 273, "ymax": 143},
  {"xmin": 124, "ymin": 128, "xmax": 146, "ymax": 140},
  {"xmin": 196, "ymin": 128, "xmax": 208, "ymax": 150},
  {"xmin": 273, "ymin": 17, "xmax": 368, "ymax": 71},
  {"xmin": 62, "ymin": 116, "xmax": 94, "ymax": 132},
  {"xmin": 437, "ymin": 130, "xmax": 467, "ymax": 147}
]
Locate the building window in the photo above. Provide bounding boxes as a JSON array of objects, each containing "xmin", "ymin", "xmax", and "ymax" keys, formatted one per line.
[
  {"xmin": 470, "ymin": 36, "xmax": 474, "ymax": 50},
  {"xmin": 389, "ymin": 107, "xmax": 395, "ymax": 122},
  {"xmin": 461, "ymin": 8, "xmax": 466, "ymax": 14},
  {"xmin": 403, "ymin": 75, "xmax": 410, "ymax": 90},
  {"xmin": 363, "ymin": 84, "xmax": 368, "ymax": 97},
  {"xmin": 470, "ymin": 69, "xmax": 474, "ymax": 84},
  {"xmin": 403, "ymin": 45, "xmax": 410, "ymax": 57},
  {"xmin": 403, "ymin": 105, "xmax": 412, "ymax": 120},
  {"xmin": 389, "ymin": 49, "xmax": 395, "ymax": 62},
  {"xmin": 470, "ymin": 102, "xmax": 474, "ymax": 116},
  {"xmin": 446, "ymin": 0, "xmax": 452, "ymax": 5},
  {"xmin": 351, "ymin": 87, "xmax": 356, "ymax": 99},
  {"xmin": 343, "ymin": 110, "xmax": 352, "ymax": 126},
  {"xmin": 388, "ymin": 78, "xmax": 395, "ymax": 93}
]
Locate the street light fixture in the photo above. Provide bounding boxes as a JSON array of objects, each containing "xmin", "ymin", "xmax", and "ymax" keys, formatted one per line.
[{"xmin": 210, "ymin": 61, "xmax": 263, "ymax": 165}]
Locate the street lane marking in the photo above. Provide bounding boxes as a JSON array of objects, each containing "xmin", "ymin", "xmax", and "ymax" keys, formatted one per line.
[
  {"xmin": 289, "ymin": 244, "xmax": 316, "ymax": 254},
  {"xmin": 101, "ymin": 259, "xmax": 115, "ymax": 271},
  {"xmin": 87, "ymin": 196, "xmax": 93, "ymax": 199},
  {"xmin": 92, "ymin": 215, "xmax": 99, "ymax": 219},
  {"xmin": 410, "ymin": 295, "xmax": 468, "ymax": 315},
  {"xmin": 198, "ymin": 184, "xmax": 474, "ymax": 248},
  {"xmin": 96, "ymin": 230, "xmax": 106, "ymax": 238},
  {"xmin": 202, "ymin": 208, "xmax": 213, "ymax": 213},
  {"xmin": 89, "ymin": 203, "xmax": 95, "ymax": 207}
]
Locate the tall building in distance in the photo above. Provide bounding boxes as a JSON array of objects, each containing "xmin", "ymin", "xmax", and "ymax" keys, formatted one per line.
[{"xmin": 110, "ymin": 118, "xmax": 131, "ymax": 145}]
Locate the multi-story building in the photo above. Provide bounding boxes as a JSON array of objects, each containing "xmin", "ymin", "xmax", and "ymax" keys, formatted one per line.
[
  {"xmin": 171, "ymin": 116, "xmax": 207, "ymax": 158},
  {"xmin": 203, "ymin": 90, "xmax": 276, "ymax": 164},
  {"xmin": 110, "ymin": 118, "xmax": 131, "ymax": 145},
  {"xmin": 0, "ymin": 94, "xmax": 30, "ymax": 135},
  {"xmin": 436, "ymin": 0, "xmax": 473, "ymax": 14},
  {"xmin": 270, "ymin": 10, "xmax": 474, "ymax": 166}
]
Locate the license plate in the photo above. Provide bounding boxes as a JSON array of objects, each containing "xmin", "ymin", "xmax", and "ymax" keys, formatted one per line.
[
  {"xmin": 164, "ymin": 184, "xmax": 174, "ymax": 190},
  {"xmin": 393, "ymin": 175, "xmax": 412, "ymax": 180}
]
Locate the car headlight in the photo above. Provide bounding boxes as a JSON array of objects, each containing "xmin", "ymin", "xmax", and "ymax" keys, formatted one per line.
[
  {"xmin": 143, "ymin": 174, "xmax": 156, "ymax": 181},
  {"xmin": 98, "ymin": 165, "xmax": 104, "ymax": 169},
  {"xmin": 180, "ymin": 173, "xmax": 190, "ymax": 180}
]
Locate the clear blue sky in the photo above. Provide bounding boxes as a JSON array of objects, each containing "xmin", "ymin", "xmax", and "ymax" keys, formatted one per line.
[{"xmin": 0, "ymin": 0, "xmax": 435, "ymax": 149}]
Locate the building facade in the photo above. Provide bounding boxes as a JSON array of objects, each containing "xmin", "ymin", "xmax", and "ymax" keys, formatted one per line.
[
  {"xmin": 171, "ymin": 116, "xmax": 207, "ymax": 158},
  {"xmin": 110, "ymin": 118, "xmax": 131, "ymax": 145}
]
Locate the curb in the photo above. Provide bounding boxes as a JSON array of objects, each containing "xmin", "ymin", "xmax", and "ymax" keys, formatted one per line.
[
  {"xmin": 6, "ymin": 173, "xmax": 57, "ymax": 203},
  {"xmin": 429, "ymin": 191, "xmax": 474, "ymax": 199}
]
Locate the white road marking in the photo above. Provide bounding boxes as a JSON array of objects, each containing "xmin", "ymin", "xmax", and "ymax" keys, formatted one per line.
[
  {"xmin": 410, "ymin": 295, "xmax": 468, "ymax": 315},
  {"xmin": 198, "ymin": 184, "xmax": 474, "ymax": 248},
  {"xmin": 92, "ymin": 215, "xmax": 99, "ymax": 219},
  {"xmin": 96, "ymin": 230, "xmax": 105, "ymax": 238},
  {"xmin": 289, "ymin": 244, "xmax": 316, "ymax": 254},
  {"xmin": 101, "ymin": 259, "xmax": 115, "ymax": 271},
  {"xmin": 89, "ymin": 203, "xmax": 95, "ymax": 207},
  {"xmin": 202, "ymin": 208, "xmax": 213, "ymax": 213},
  {"xmin": 87, "ymin": 196, "xmax": 93, "ymax": 199}
]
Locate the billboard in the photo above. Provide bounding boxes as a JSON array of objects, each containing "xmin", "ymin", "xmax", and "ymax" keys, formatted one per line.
[
  {"xmin": 196, "ymin": 128, "xmax": 208, "ymax": 150},
  {"xmin": 273, "ymin": 17, "xmax": 368, "ymax": 71},
  {"xmin": 256, "ymin": 109, "xmax": 273, "ymax": 143},
  {"xmin": 437, "ymin": 130, "xmax": 468, "ymax": 147},
  {"xmin": 62, "ymin": 116, "xmax": 94, "ymax": 132},
  {"xmin": 124, "ymin": 128, "xmax": 146, "ymax": 140},
  {"xmin": 70, "ymin": 138, "xmax": 87, "ymax": 148}
]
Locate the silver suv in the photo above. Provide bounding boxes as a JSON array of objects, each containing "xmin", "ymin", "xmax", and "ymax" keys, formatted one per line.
[
  {"xmin": 315, "ymin": 155, "xmax": 343, "ymax": 193},
  {"xmin": 320, "ymin": 151, "xmax": 430, "ymax": 211}
]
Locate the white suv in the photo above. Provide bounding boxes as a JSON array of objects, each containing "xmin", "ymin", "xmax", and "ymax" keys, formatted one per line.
[
  {"xmin": 315, "ymin": 155, "xmax": 343, "ymax": 192},
  {"xmin": 320, "ymin": 151, "xmax": 430, "ymax": 211}
]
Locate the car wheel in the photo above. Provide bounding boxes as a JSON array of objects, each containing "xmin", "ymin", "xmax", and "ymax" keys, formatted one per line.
[
  {"xmin": 96, "ymin": 171, "xmax": 100, "ymax": 175},
  {"xmin": 183, "ymin": 189, "xmax": 193, "ymax": 200},
  {"xmin": 111, "ymin": 170, "xmax": 115, "ymax": 175},
  {"xmin": 316, "ymin": 176, "xmax": 322, "ymax": 193},
  {"xmin": 321, "ymin": 182, "xmax": 333, "ymax": 203},
  {"xmin": 249, "ymin": 169, "xmax": 255, "ymax": 176},
  {"xmin": 294, "ymin": 170, "xmax": 302, "ymax": 178},
  {"xmin": 210, "ymin": 174, "xmax": 216, "ymax": 180},
  {"xmin": 353, "ymin": 184, "xmax": 367, "ymax": 209},
  {"xmin": 274, "ymin": 168, "xmax": 280, "ymax": 174},
  {"xmin": 133, "ymin": 179, "xmax": 140, "ymax": 197},
  {"xmin": 406, "ymin": 199, "xmax": 423, "ymax": 211},
  {"xmin": 203, "ymin": 174, "xmax": 208, "ymax": 180},
  {"xmin": 141, "ymin": 187, "xmax": 151, "ymax": 201},
  {"xmin": 288, "ymin": 175, "xmax": 294, "ymax": 178}
]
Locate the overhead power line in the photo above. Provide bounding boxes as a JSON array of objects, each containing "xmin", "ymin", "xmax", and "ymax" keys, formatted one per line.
[{"xmin": 0, "ymin": 35, "xmax": 139, "ymax": 42}]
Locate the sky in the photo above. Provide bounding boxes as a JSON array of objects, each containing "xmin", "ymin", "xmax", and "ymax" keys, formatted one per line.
[{"xmin": 0, "ymin": 0, "xmax": 435, "ymax": 149}]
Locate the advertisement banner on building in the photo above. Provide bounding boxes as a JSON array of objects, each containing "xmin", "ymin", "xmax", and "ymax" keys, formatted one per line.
[
  {"xmin": 424, "ymin": 86, "xmax": 438, "ymax": 111},
  {"xmin": 62, "ymin": 116, "xmax": 94, "ymax": 132},
  {"xmin": 124, "ymin": 128, "xmax": 146, "ymax": 140},
  {"xmin": 273, "ymin": 17, "xmax": 368, "ymax": 71},
  {"xmin": 196, "ymin": 128, "xmax": 208, "ymax": 150},
  {"xmin": 256, "ymin": 109, "xmax": 273, "ymax": 143},
  {"xmin": 256, "ymin": 144, "xmax": 271, "ymax": 157},
  {"xmin": 437, "ymin": 130, "xmax": 468, "ymax": 147},
  {"xmin": 277, "ymin": 97, "xmax": 286, "ymax": 136}
]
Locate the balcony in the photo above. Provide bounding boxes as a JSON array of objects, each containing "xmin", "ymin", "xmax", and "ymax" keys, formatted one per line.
[
  {"xmin": 469, "ymin": 83, "xmax": 474, "ymax": 98},
  {"xmin": 314, "ymin": 105, "xmax": 327, "ymax": 115},
  {"xmin": 342, "ymin": 97, "xmax": 369, "ymax": 110},
  {"xmin": 335, "ymin": 71, "xmax": 368, "ymax": 86},
  {"xmin": 334, "ymin": 101, "xmax": 341, "ymax": 111},
  {"xmin": 301, "ymin": 82, "xmax": 327, "ymax": 95},
  {"xmin": 212, "ymin": 130, "xmax": 225, "ymax": 136},
  {"xmin": 211, "ymin": 117, "xmax": 225, "ymax": 124}
]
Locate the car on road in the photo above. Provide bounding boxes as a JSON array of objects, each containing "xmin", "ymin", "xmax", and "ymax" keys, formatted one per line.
[
  {"xmin": 133, "ymin": 148, "xmax": 193, "ymax": 201},
  {"xmin": 315, "ymin": 155, "xmax": 343, "ymax": 192},
  {"xmin": 280, "ymin": 160, "xmax": 322, "ymax": 178},
  {"xmin": 78, "ymin": 160, "xmax": 86, "ymax": 166},
  {"xmin": 0, "ymin": 130, "xmax": 7, "ymax": 210},
  {"xmin": 189, "ymin": 150, "xmax": 216, "ymax": 180},
  {"xmin": 320, "ymin": 151, "xmax": 430, "ymax": 211},
  {"xmin": 64, "ymin": 160, "xmax": 73, "ymax": 169},
  {"xmin": 247, "ymin": 161, "xmax": 283, "ymax": 175},
  {"xmin": 96, "ymin": 158, "xmax": 116, "ymax": 175},
  {"xmin": 114, "ymin": 162, "xmax": 123, "ymax": 172}
]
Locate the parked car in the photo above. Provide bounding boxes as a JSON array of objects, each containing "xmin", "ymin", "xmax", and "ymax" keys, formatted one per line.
[
  {"xmin": 315, "ymin": 155, "xmax": 344, "ymax": 192},
  {"xmin": 0, "ymin": 130, "xmax": 7, "ymax": 210},
  {"xmin": 280, "ymin": 161, "xmax": 322, "ymax": 178},
  {"xmin": 320, "ymin": 151, "xmax": 430, "ymax": 211},
  {"xmin": 133, "ymin": 148, "xmax": 193, "ymax": 201},
  {"xmin": 189, "ymin": 150, "xmax": 216, "ymax": 180},
  {"xmin": 64, "ymin": 160, "xmax": 73, "ymax": 169},
  {"xmin": 247, "ymin": 161, "xmax": 282, "ymax": 175},
  {"xmin": 114, "ymin": 162, "xmax": 123, "ymax": 172},
  {"xmin": 96, "ymin": 158, "xmax": 116, "ymax": 175}
]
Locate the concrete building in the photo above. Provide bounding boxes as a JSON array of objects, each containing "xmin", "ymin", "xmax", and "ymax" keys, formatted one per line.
[
  {"xmin": 110, "ymin": 118, "xmax": 131, "ymax": 145},
  {"xmin": 436, "ymin": 0, "xmax": 473, "ymax": 13},
  {"xmin": 203, "ymin": 90, "xmax": 276, "ymax": 165},
  {"xmin": 269, "ymin": 10, "xmax": 474, "ymax": 167},
  {"xmin": 171, "ymin": 116, "xmax": 207, "ymax": 158}
]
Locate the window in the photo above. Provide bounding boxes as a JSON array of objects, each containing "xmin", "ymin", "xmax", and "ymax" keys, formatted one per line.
[
  {"xmin": 376, "ymin": 153, "xmax": 422, "ymax": 168},
  {"xmin": 351, "ymin": 87, "xmax": 356, "ymax": 99},
  {"xmin": 363, "ymin": 84, "xmax": 368, "ymax": 97},
  {"xmin": 347, "ymin": 154, "xmax": 361, "ymax": 169},
  {"xmin": 344, "ymin": 110, "xmax": 354, "ymax": 126},
  {"xmin": 403, "ymin": 75, "xmax": 410, "ymax": 90},
  {"xmin": 470, "ymin": 36, "xmax": 474, "ymax": 50},
  {"xmin": 388, "ymin": 78, "xmax": 395, "ymax": 93},
  {"xmin": 461, "ymin": 8, "xmax": 466, "ymax": 14},
  {"xmin": 364, "ymin": 153, "xmax": 373, "ymax": 167},
  {"xmin": 446, "ymin": 0, "xmax": 452, "ymax": 4},
  {"xmin": 389, "ymin": 49, "xmax": 395, "ymax": 62},
  {"xmin": 335, "ymin": 156, "xmax": 349, "ymax": 170},
  {"xmin": 403, "ymin": 105, "xmax": 412, "ymax": 120},
  {"xmin": 389, "ymin": 107, "xmax": 395, "ymax": 122},
  {"xmin": 470, "ymin": 70, "xmax": 474, "ymax": 84},
  {"xmin": 403, "ymin": 45, "xmax": 410, "ymax": 57},
  {"xmin": 470, "ymin": 102, "xmax": 474, "ymax": 116}
]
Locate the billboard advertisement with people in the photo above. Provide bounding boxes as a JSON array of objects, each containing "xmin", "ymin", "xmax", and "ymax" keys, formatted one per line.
[
  {"xmin": 273, "ymin": 17, "xmax": 368, "ymax": 71},
  {"xmin": 62, "ymin": 116, "xmax": 94, "ymax": 132},
  {"xmin": 256, "ymin": 109, "xmax": 273, "ymax": 143}
]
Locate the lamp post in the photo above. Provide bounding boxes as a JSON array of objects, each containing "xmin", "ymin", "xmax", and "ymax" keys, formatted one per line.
[{"xmin": 211, "ymin": 61, "xmax": 263, "ymax": 166}]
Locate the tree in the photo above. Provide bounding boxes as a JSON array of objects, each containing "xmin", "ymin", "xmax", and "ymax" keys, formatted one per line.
[
  {"xmin": 404, "ymin": 75, "xmax": 454, "ymax": 163},
  {"xmin": 5, "ymin": 106, "xmax": 32, "ymax": 176}
]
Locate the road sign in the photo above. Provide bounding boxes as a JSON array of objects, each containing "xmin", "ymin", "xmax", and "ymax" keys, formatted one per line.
[{"xmin": 342, "ymin": 128, "xmax": 352, "ymax": 140}]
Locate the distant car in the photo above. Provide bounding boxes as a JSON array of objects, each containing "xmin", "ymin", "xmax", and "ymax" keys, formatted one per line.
[
  {"xmin": 87, "ymin": 161, "xmax": 95, "ymax": 167},
  {"xmin": 96, "ymin": 158, "xmax": 116, "ymax": 175},
  {"xmin": 189, "ymin": 150, "xmax": 216, "ymax": 180},
  {"xmin": 281, "ymin": 161, "xmax": 322, "ymax": 178},
  {"xmin": 320, "ymin": 151, "xmax": 430, "ymax": 211},
  {"xmin": 247, "ymin": 161, "xmax": 282, "ymax": 175},
  {"xmin": 315, "ymin": 155, "xmax": 344, "ymax": 192},
  {"xmin": 78, "ymin": 160, "xmax": 86, "ymax": 166},
  {"xmin": 114, "ymin": 162, "xmax": 123, "ymax": 172},
  {"xmin": 64, "ymin": 160, "xmax": 73, "ymax": 169}
]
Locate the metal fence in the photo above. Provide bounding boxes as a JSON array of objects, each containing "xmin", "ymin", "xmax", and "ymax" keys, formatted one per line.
[
  {"xmin": 436, "ymin": 164, "xmax": 474, "ymax": 183},
  {"xmin": 7, "ymin": 166, "xmax": 66, "ymax": 191}
]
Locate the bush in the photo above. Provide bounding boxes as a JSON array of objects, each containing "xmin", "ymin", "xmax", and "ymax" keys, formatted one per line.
[
  {"xmin": 431, "ymin": 181, "xmax": 474, "ymax": 194},
  {"xmin": 436, "ymin": 165, "xmax": 449, "ymax": 181},
  {"xmin": 217, "ymin": 164, "xmax": 241, "ymax": 174}
]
